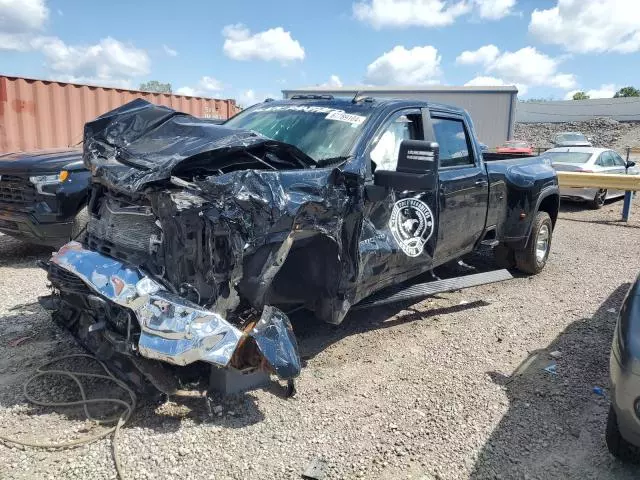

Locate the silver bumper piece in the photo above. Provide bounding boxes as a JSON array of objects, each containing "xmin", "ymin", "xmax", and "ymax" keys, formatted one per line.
[{"xmin": 51, "ymin": 242, "xmax": 244, "ymax": 367}]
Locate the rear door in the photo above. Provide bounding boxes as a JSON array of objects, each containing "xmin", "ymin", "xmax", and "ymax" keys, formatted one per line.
[
  {"xmin": 611, "ymin": 150, "xmax": 631, "ymax": 195},
  {"xmin": 429, "ymin": 113, "xmax": 488, "ymax": 263},
  {"xmin": 597, "ymin": 151, "xmax": 623, "ymax": 195}
]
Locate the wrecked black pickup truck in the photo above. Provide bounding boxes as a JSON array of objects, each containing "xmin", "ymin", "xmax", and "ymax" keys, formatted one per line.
[{"xmin": 41, "ymin": 97, "xmax": 559, "ymax": 396}]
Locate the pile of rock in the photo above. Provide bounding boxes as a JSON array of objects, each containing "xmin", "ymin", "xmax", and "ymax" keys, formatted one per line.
[{"xmin": 514, "ymin": 117, "xmax": 638, "ymax": 150}]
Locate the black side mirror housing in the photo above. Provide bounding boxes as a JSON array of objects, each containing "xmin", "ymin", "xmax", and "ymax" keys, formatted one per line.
[
  {"xmin": 627, "ymin": 160, "xmax": 636, "ymax": 169},
  {"xmin": 397, "ymin": 139, "xmax": 439, "ymax": 173},
  {"xmin": 373, "ymin": 140, "xmax": 439, "ymax": 191}
]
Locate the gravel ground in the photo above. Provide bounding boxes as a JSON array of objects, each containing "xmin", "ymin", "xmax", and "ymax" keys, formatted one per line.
[{"xmin": 1, "ymin": 196, "xmax": 640, "ymax": 479}]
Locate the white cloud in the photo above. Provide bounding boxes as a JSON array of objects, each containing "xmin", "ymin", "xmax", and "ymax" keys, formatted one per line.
[
  {"xmin": 321, "ymin": 75, "xmax": 343, "ymax": 87},
  {"xmin": 353, "ymin": 0, "xmax": 471, "ymax": 28},
  {"xmin": 352, "ymin": 0, "xmax": 516, "ymax": 28},
  {"xmin": 529, "ymin": 0, "xmax": 640, "ymax": 54},
  {"xmin": 472, "ymin": 0, "xmax": 515, "ymax": 20},
  {"xmin": 175, "ymin": 86, "xmax": 197, "ymax": 96},
  {"xmin": 564, "ymin": 84, "xmax": 617, "ymax": 100},
  {"xmin": 365, "ymin": 45, "xmax": 441, "ymax": 85},
  {"xmin": 239, "ymin": 89, "xmax": 256, "ymax": 106},
  {"xmin": 222, "ymin": 24, "xmax": 305, "ymax": 62},
  {"xmin": 198, "ymin": 76, "xmax": 222, "ymax": 91},
  {"xmin": 456, "ymin": 44, "xmax": 576, "ymax": 93},
  {"xmin": 162, "ymin": 44, "xmax": 177, "ymax": 56},
  {"xmin": 0, "ymin": 0, "xmax": 48, "ymax": 33},
  {"xmin": 456, "ymin": 44, "xmax": 499, "ymax": 65},
  {"xmin": 234, "ymin": 90, "xmax": 277, "ymax": 107},
  {"xmin": 32, "ymin": 36, "xmax": 150, "ymax": 79},
  {"xmin": 51, "ymin": 75, "xmax": 134, "ymax": 89},
  {"xmin": 0, "ymin": 1, "xmax": 151, "ymax": 86},
  {"xmin": 0, "ymin": 0, "xmax": 49, "ymax": 50},
  {"xmin": 175, "ymin": 76, "xmax": 224, "ymax": 97},
  {"xmin": 464, "ymin": 75, "xmax": 527, "ymax": 95}
]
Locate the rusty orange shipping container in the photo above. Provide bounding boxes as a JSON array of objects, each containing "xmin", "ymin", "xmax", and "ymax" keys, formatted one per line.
[{"xmin": 0, "ymin": 75, "xmax": 241, "ymax": 153}]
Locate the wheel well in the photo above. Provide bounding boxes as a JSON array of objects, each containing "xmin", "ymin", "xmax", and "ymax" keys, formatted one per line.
[
  {"xmin": 264, "ymin": 234, "xmax": 341, "ymax": 311},
  {"xmin": 538, "ymin": 193, "xmax": 559, "ymax": 228}
]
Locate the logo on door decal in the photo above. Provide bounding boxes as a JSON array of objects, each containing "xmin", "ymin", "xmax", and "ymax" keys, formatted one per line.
[{"xmin": 389, "ymin": 198, "xmax": 434, "ymax": 257}]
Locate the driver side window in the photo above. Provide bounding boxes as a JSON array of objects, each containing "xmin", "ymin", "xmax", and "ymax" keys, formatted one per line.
[{"xmin": 370, "ymin": 110, "xmax": 422, "ymax": 172}]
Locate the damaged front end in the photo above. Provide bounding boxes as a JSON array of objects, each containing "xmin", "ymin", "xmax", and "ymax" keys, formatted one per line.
[
  {"xmin": 42, "ymin": 99, "xmax": 360, "ymax": 396},
  {"xmin": 45, "ymin": 242, "xmax": 300, "ymax": 395}
]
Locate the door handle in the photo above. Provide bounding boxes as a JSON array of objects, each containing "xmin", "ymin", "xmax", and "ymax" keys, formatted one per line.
[{"xmin": 475, "ymin": 179, "xmax": 488, "ymax": 186}]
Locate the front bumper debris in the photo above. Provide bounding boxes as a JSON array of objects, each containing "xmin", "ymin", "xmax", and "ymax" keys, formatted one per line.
[{"xmin": 50, "ymin": 242, "xmax": 301, "ymax": 380}]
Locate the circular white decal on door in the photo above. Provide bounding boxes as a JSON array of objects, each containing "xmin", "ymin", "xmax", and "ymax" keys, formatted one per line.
[{"xmin": 389, "ymin": 198, "xmax": 434, "ymax": 257}]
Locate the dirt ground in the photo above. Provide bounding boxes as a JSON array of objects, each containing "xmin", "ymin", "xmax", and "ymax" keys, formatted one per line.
[{"xmin": 0, "ymin": 196, "xmax": 640, "ymax": 479}]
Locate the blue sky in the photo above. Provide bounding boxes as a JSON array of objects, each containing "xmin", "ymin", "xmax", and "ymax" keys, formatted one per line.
[{"xmin": 2, "ymin": 0, "xmax": 640, "ymax": 105}]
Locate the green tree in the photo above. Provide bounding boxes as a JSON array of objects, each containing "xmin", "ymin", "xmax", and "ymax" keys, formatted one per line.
[
  {"xmin": 613, "ymin": 86, "xmax": 640, "ymax": 98},
  {"xmin": 572, "ymin": 91, "xmax": 590, "ymax": 100},
  {"xmin": 139, "ymin": 80, "xmax": 172, "ymax": 93}
]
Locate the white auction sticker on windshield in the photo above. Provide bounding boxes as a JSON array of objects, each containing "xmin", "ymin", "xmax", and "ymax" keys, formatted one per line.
[{"xmin": 325, "ymin": 110, "xmax": 366, "ymax": 125}]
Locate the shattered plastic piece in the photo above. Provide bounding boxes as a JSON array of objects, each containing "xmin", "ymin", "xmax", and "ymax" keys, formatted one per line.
[
  {"xmin": 302, "ymin": 457, "xmax": 327, "ymax": 480},
  {"xmin": 593, "ymin": 386, "xmax": 606, "ymax": 397},
  {"xmin": 607, "ymin": 308, "xmax": 617, "ymax": 314},
  {"xmin": 249, "ymin": 305, "xmax": 301, "ymax": 379},
  {"xmin": 543, "ymin": 363, "xmax": 557, "ymax": 375},
  {"xmin": 8, "ymin": 336, "xmax": 33, "ymax": 347},
  {"xmin": 549, "ymin": 350, "xmax": 563, "ymax": 359}
]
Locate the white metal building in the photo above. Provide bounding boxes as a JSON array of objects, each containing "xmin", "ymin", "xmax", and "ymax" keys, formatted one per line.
[{"xmin": 281, "ymin": 86, "xmax": 519, "ymax": 148}]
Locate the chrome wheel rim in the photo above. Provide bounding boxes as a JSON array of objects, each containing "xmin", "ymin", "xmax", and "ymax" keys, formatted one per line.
[{"xmin": 536, "ymin": 224, "xmax": 550, "ymax": 263}]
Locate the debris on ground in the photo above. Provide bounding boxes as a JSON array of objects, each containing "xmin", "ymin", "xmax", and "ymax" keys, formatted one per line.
[{"xmin": 302, "ymin": 457, "xmax": 327, "ymax": 480}]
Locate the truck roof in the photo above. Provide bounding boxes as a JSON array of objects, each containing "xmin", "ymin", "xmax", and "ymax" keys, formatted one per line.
[{"xmin": 261, "ymin": 96, "xmax": 466, "ymax": 115}]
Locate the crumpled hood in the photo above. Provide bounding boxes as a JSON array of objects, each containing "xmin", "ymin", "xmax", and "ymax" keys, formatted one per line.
[{"xmin": 83, "ymin": 99, "xmax": 316, "ymax": 193}]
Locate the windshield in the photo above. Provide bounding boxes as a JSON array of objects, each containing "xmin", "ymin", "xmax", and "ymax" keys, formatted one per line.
[
  {"xmin": 544, "ymin": 152, "xmax": 592, "ymax": 163},
  {"xmin": 556, "ymin": 133, "xmax": 587, "ymax": 142},
  {"xmin": 224, "ymin": 104, "xmax": 371, "ymax": 162}
]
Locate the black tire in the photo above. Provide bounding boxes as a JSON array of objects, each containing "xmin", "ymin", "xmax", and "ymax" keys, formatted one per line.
[
  {"xmin": 514, "ymin": 211, "xmax": 552, "ymax": 274},
  {"xmin": 493, "ymin": 244, "xmax": 516, "ymax": 269},
  {"xmin": 70, "ymin": 206, "xmax": 89, "ymax": 242},
  {"xmin": 606, "ymin": 405, "xmax": 639, "ymax": 462},
  {"xmin": 590, "ymin": 189, "xmax": 607, "ymax": 209}
]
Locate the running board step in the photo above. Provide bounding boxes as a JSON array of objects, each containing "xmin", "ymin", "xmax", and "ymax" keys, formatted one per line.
[{"xmin": 353, "ymin": 269, "xmax": 513, "ymax": 310}]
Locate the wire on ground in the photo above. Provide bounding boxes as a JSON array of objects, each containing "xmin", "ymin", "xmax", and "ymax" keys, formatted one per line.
[{"xmin": 0, "ymin": 354, "xmax": 136, "ymax": 480}]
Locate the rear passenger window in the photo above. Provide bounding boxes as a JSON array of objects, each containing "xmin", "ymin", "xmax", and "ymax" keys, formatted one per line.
[
  {"xmin": 598, "ymin": 152, "xmax": 615, "ymax": 167},
  {"xmin": 612, "ymin": 152, "xmax": 626, "ymax": 167},
  {"xmin": 431, "ymin": 117, "xmax": 474, "ymax": 168}
]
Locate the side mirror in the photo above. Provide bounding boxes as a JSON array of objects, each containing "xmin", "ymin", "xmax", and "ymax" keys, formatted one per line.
[
  {"xmin": 479, "ymin": 143, "xmax": 489, "ymax": 152},
  {"xmin": 373, "ymin": 140, "xmax": 439, "ymax": 191},
  {"xmin": 397, "ymin": 139, "xmax": 439, "ymax": 173},
  {"xmin": 627, "ymin": 160, "xmax": 636, "ymax": 169}
]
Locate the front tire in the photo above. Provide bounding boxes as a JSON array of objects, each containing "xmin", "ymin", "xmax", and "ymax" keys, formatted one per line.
[
  {"xmin": 590, "ymin": 189, "xmax": 607, "ymax": 209},
  {"xmin": 606, "ymin": 405, "xmax": 639, "ymax": 462},
  {"xmin": 70, "ymin": 206, "xmax": 89, "ymax": 242},
  {"xmin": 515, "ymin": 211, "xmax": 552, "ymax": 274}
]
